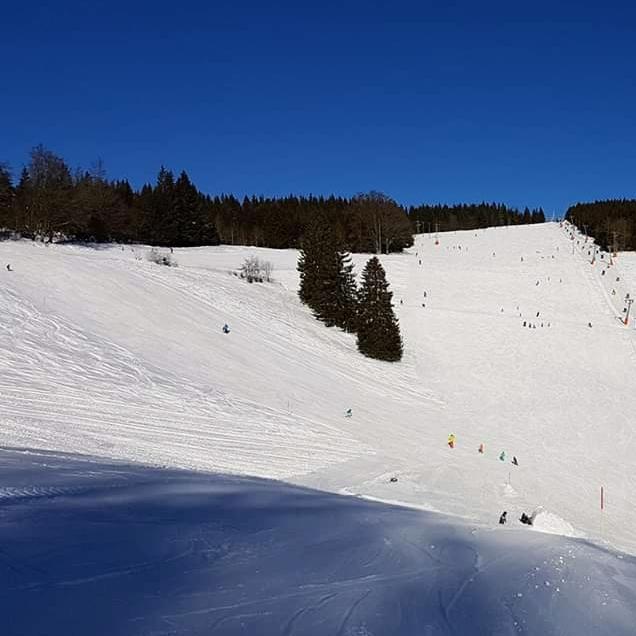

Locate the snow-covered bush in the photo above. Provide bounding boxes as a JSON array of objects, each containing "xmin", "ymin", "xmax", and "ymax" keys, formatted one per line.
[
  {"xmin": 147, "ymin": 248, "xmax": 177, "ymax": 267},
  {"xmin": 239, "ymin": 256, "xmax": 273, "ymax": 283}
]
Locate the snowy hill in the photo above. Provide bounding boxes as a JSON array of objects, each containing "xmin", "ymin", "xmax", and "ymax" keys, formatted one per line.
[
  {"xmin": 2, "ymin": 222, "xmax": 636, "ymax": 633},
  {"xmin": 2, "ymin": 447, "xmax": 636, "ymax": 636}
]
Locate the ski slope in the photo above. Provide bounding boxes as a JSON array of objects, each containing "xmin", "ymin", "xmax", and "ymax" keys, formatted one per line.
[
  {"xmin": 1, "ymin": 222, "xmax": 636, "ymax": 558},
  {"xmin": 2, "ymin": 447, "xmax": 636, "ymax": 636}
]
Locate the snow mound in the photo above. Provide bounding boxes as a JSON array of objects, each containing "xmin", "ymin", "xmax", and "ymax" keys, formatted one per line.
[{"xmin": 532, "ymin": 509, "xmax": 585, "ymax": 539}]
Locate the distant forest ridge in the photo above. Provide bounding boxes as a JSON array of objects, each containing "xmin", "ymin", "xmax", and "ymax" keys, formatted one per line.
[
  {"xmin": 0, "ymin": 146, "xmax": 545, "ymax": 253},
  {"xmin": 565, "ymin": 200, "xmax": 636, "ymax": 251}
]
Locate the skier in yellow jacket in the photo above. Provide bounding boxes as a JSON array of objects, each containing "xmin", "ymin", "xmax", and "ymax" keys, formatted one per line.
[{"xmin": 447, "ymin": 433, "xmax": 456, "ymax": 449}]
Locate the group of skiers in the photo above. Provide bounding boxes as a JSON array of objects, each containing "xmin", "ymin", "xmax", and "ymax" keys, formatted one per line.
[{"xmin": 447, "ymin": 435, "xmax": 518, "ymax": 467}]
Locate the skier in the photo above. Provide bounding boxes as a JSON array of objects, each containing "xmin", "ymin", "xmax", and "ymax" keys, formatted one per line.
[
  {"xmin": 512, "ymin": 456, "xmax": 519, "ymax": 466},
  {"xmin": 478, "ymin": 442, "xmax": 485, "ymax": 454},
  {"xmin": 523, "ymin": 321, "xmax": 527, "ymax": 327},
  {"xmin": 499, "ymin": 511, "xmax": 508, "ymax": 525},
  {"xmin": 499, "ymin": 451, "xmax": 506, "ymax": 462},
  {"xmin": 345, "ymin": 408, "xmax": 352, "ymax": 418},
  {"xmin": 588, "ymin": 322, "xmax": 593, "ymax": 328},
  {"xmin": 6, "ymin": 264, "xmax": 12, "ymax": 271},
  {"xmin": 222, "ymin": 323, "xmax": 230, "ymax": 334},
  {"xmin": 447, "ymin": 433, "xmax": 456, "ymax": 449}
]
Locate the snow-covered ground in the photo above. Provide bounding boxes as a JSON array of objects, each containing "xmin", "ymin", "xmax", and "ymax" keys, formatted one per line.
[
  {"xmin": 2, "ymin": 447, "xmax": 636, "ymax": 636},
  {"xmin": 2, "ymin": 222, "xmax": 636, "ymax": 632}
]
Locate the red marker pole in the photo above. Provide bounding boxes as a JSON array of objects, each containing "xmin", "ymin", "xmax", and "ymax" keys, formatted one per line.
[{"xmin": 600, "ymin": 486, "xmax": 604, "ymax": 540}]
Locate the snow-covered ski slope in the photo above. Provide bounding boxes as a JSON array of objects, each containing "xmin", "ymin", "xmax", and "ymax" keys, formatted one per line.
[
  {"xmin": 2, "ymin": 222, "xmax": 636, "ymax": 555},
  {"xmin": 2, "ymin": 447, "xmax": 636, "ymax": 636}
]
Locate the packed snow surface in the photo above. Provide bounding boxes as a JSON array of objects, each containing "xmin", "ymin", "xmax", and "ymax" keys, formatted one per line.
[
  {"xmin": 2, "ymin": 223, "xmax": 636, "ymax": 556},
  {"xmin": 2, "ymin": 447, "xmax": 636, "ymax": 636},
  {"xmin": 2, "ymin": 222, "xmax": 636, "ymax": 633}
]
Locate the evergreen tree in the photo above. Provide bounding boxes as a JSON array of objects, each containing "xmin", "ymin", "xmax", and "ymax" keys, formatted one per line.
[
  {"xmin": 334, "ymin": 250, "xmax": 358, "ymax": 332},
  {"xmin": 357, "ymin": 257, "xmax": 403, "ymax": 361},
  {"xmin": 0, "ymin": 163, "xmax": 13, "ymax": 228},
  {"xmin": 297, "ymin": 211, "xmax": 334, "ymax": 312},
  {"xmin": 298, "ymin": 212, "xmax": 359, "ymax": 330}
]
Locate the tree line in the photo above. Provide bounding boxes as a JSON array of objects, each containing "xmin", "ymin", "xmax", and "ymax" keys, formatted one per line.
[
  {"xmin": 409, "ymin": 202, "xmax": 546, "ymax": 233},
  {"xmin": 1, "ymin": 145, "xmax": 545, "ymax": 252},
  {"xmin": 565, "ymin": 200, "xmax": 636, "ymax": 251},
  {"xmin": 297, "ymin": 212, "xmax": 402, "ymax": 362}
]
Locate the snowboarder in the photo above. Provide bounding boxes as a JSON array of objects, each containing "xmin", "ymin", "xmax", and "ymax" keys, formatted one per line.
[
  {"xmin": 499, "ymin": 451, "xmax": 506, "ymax": 462},
  {"xmin": 222, "ymin": 323, "xmax": 230, "ymax": 334},
  {"xmin": 6, "ymin": 264, "xmax": 12, "ymax": 271},
  {"xmin": 478, "ymin": 443, "xmax": 485, "ymax": 454},
  {"xmin": 499, "ymin": 511, "xmax": 508, "ymax": 525},
  {"xmin": 345, "ymin": 408, "xmax": 352, "ymax": 418},
  {"xmin": 519, "ymin": 512, "xmax": 533, "ymax": 526},
  {"xmin": 447, "ymin": 433, "xmax": 456, "ymax": 449},
  {"xmin": 512, "ymin": 456, "xmax": 519, "ymax": 466}
]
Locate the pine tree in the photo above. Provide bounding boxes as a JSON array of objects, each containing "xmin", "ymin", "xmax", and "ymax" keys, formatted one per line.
[{"xmin": 357, "ymin": 256, "xmax": 403, "ymax": 361}]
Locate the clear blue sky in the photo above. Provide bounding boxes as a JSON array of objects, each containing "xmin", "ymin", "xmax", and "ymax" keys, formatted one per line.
[{"xmin": 2, "ymin": 1, "xmax": 636, "ymax": 216}]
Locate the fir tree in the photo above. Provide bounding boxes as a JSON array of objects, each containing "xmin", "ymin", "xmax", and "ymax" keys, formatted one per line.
[
  {"xmin": 298, "ymin": 213, "xmax": 359, "ymax": 330},
  {"xmin": 334, "ymin": 250, "xmax": 358, "ymax": 332},
  {"xmin": 0, "ymin": 164, "xmax": 13, "ymax": 228},
  {"xmin": 357, "ymin": 256, "xmax": 403, "ymax": 361},
  {"xmin": 297, "ymin": 211, "xmax": 334, "ymax": 313}
]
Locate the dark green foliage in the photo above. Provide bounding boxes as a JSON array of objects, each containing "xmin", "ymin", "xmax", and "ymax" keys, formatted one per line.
[
  {"xmin": 298, "ymin": 213, "xmax": 359, "ymax": 331},
  {"xmin": 0, "ymin": 163, "xmax": 13, "ymax": 228},
  {"xmin": 565, "ymin": 200, "xmax": 636, "ymax": 251},
  {"xmin": 409, "ymin": 202, "xmax": 545, "ymax": 233},
  {"xmin": 2, "ymin": 145, "xmax": 548, "ymax": 250},
  {"xmin": 334, "ymin": 251, "xmax": 358, "ymax": 332},
  {"xmin": 298, "ymin": 212, "xmax": 335, "ymax": 313},
  {"xmin": 357, "ymin": 257, "xmax": 403, "ymax": 362}
]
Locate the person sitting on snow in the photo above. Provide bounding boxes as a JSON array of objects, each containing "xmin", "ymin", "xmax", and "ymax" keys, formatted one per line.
[{"xmin": 520, "ymin": 512, "xmax": 533, "ymax": 526}]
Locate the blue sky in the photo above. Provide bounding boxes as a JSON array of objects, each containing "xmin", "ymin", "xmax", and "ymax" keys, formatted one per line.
[{"xmin": 2, "ymin": 1, "xmax": 636, "ymax": 215}]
